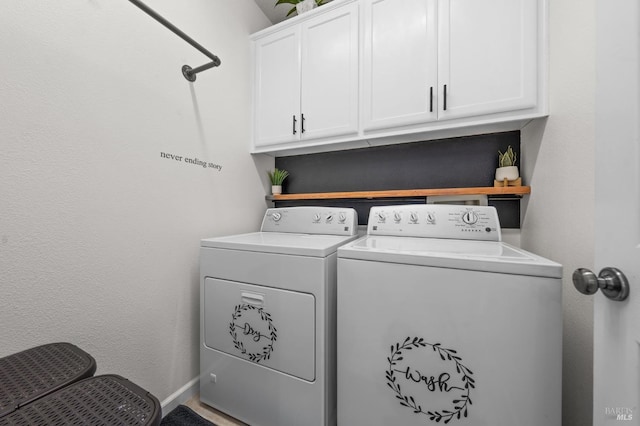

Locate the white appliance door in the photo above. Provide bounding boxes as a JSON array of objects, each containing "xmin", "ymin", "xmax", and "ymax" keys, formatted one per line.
[
  {"xmin": 589, "ymin": 0, "xmax": 640, "ymax": 422},
  {"xmin": 337, "ymin": 259, "xmax": 562, "ymax": 426},
  {"xmin": 204, "ymin": 278, "xmax": 316, "ymax": 381}
]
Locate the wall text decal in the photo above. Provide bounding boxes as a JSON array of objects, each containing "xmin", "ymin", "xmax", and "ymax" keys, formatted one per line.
[{"xmin": 160, "ymin": 151, "xmax": 222, "ymax": 171}]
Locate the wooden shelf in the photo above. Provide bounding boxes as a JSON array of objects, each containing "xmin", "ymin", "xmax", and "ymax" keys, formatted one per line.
[{"xmin": 268, "ymin": 186, "xmax": 531, "ymax": 201}]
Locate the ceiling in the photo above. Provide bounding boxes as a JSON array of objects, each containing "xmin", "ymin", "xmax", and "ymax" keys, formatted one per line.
[{"xmin": 253, "ymin": 0, "xmax": 334, "ymax": 25}]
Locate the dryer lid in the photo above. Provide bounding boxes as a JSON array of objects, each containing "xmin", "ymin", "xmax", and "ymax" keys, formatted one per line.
[
  {"xmin": 202, "ymin": 232, "xmax": 360, "ymax": 257},
  {"xmin": 338, "ymin": 236, "xmax": 562, "ymax": 278}
]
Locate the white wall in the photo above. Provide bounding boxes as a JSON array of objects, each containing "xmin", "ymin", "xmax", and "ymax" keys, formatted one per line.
[
  {"xmin": 521, "ymin": 0, "xmax": 595, "ymax": 425},
  {"xmin": 0, "ymin": 0, "xmax": 272, "ymax": 403}
]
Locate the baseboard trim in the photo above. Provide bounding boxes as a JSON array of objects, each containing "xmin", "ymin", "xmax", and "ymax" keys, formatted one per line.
[{"xmin": 161, "ymin": 376, "xmax": 199, "ymax": 416}]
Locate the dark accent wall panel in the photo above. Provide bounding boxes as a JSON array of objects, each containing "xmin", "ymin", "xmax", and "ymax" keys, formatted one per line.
[
  {"xmin": 274, "ymin": 131, "xmax": 522, "ymax": 228},
  {"xmin": 276, "ymin": 132, "xmax": 520, "ymax": 192}
]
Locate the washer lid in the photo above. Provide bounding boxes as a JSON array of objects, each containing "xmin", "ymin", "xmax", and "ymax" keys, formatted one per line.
[
  {"xmin": 338, "ymin": 235, "xmax": 562, "ymax": 278},
  {"xmin": 201, "ymin": 232, "xmax": 360, "ymax": 257}
]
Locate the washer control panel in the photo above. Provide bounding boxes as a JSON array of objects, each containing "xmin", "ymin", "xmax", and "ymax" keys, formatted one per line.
[
  {"xmin": 261, "ymin": 207, "xmax": 358, "ymax": 236},
  {"xmin": 367, "ymin": 204, "xmax": 501, "ymax": 241}
]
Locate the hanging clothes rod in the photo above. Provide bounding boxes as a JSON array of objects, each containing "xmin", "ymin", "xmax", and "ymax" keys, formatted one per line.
[{"xmin": 128, "ymin": 0, "xmax": 221, "ymax": 82}]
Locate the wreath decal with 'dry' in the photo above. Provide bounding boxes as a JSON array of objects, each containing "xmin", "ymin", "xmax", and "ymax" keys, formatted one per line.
[
  {"xmin": 385, "ymin": 337, "xmax": 475, "ymax": 424},
  {"xmin": 229, "ymin": 304, "xmax": 278, "ymax": 363}
]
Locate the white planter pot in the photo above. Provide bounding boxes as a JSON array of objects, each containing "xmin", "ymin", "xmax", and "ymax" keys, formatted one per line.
[
  {"xmin": 495, "ymin": 166, "xmax": 519, "ymax": 181},
  {"xmin": 271, "ymin": 185, "xmax": 282, "ymax": 195},
  {"xmin": 296, "ymin": 0, "xmax": 317, "ymax": 15}
]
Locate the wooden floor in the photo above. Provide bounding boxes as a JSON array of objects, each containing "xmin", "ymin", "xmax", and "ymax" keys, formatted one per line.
[{"xmin": 184, "ymin": 395, "xmax": 247, "ymax": 426}]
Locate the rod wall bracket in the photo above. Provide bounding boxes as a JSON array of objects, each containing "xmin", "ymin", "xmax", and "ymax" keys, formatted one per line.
[{"xmin": 129, "ymin": 0, "xmax": 221, "ymax": 82}]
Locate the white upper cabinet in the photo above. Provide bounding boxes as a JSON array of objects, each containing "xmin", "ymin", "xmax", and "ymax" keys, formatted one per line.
[
  {"xmin": 252, "ymin": 2, "xmax": 359, "ymax": 148},
  {"xmin": 362, "ymin": 0, "xmax": 438, "ymax": 131},
  {"xmin": 251, "ymin": 0, "xmax": 547, "ymax": 156},
  {"xmin": 363, "ymin": 0, "xmax": 539, "ymax": 132},
  {"xmin": 437, "ymin": 0, "xmax": 538, "ymax": 120}
]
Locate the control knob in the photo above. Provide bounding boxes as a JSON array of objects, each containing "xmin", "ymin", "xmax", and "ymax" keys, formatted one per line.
[
  {"xmin": 313, "ymin": 213, "xmax": 321, "ymax": 223},
  {"xmin": 426, "ymin": 213, "xmax": 435, "ymax": 224},
  {"xmin": 326, "ymin": 214, "xmax": 334, "ymax": 223},
  {"xmin": 272, "ymin": 212, "xmax": 282, "ymax": 222},
  {"xmin": 409, "ymin": 212, "xmax": 419, "ymax": 224},
  {"xmin": 462, "ymin": 210, "xmax": 479, "ymax": 225},
  {"xmin": 393, "ymin": 212, "xmax": 402, "ymax": 223},
  {"xmin": 377, "ymin": 211, "xmax": 387, "ymax": 223},
  {"xmin": 338, "ymin": 212, "xmax": 347, "ymax": 223}
]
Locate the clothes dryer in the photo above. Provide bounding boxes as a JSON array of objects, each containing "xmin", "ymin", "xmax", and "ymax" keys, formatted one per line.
[
  {"xmin": 337, "ymin": 204, "xmax": 562, "ymax": 426},
  {"xmin": 200, "ymin": 207, "xmax": 358, "ymax": 426}
]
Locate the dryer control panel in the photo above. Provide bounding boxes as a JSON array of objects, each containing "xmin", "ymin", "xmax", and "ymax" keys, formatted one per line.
[
  {"xmin": 367, "ymin": 204, "xmax": 501, "ymax": 241},
  {"xmin": 261, "ymin": 207, "xmax": 358, "ymax": 236}
]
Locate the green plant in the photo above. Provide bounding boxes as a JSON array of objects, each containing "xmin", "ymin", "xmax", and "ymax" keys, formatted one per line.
[
  {"xmin": 268, "ymin": 168, "xmax": 289, "ymax": 185},
  {"xmin": 275, "ymin": 0, "xmax": 327, "ymax": 17},
  {"xmin": 498, "ymin": 146, "xmax": 517, "ymax": 167}
]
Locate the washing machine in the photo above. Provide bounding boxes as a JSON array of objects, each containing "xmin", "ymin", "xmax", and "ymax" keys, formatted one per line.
[
  {"xmin": 337, "ymin": 204, "xmax": 562, "ymax": 426},
  {"xmin": 200, "ymin": 206, "xmax": 358, "ymax": 426}
]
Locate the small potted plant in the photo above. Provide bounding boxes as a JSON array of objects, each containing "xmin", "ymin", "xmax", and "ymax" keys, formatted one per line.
[
  {"xmin": 495, "ymin": 146, "xmax": 519, "ymax": 182},
  {"xmin": 268, "ymin": 168, "xmax": 289, "ymax": 195},
  {"xmin": 275, "ymin": 0, "xmax": 326, "ymax": 17}
]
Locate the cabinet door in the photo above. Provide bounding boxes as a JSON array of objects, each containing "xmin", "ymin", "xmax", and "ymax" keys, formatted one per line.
[
  {"xmin": 253, "ymin": 27, "xmax": 301, "ymax": 147},
  {"xmin": 300, "ymin": 3, "xmax": 359, "ymax": 140},
  {"xmin": 362, "ymin": 0, "xmax": 438, "ymax": 131},
  {"xmin": 438, "ymin": 0, "xmax": 538, "ymax": 120}
]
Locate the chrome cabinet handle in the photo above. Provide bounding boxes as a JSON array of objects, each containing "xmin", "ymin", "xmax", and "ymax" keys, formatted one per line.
[{"xmin": 572, "ymin": 267, "xmax": 630, "ymax": 301}]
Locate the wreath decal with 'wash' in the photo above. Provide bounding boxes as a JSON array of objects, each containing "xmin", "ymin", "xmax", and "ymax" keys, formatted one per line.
[
  {"xmin": 229, "ymin": 304, "xmax": 278, "ymax": 363},
  {"xmin": 385, "ymin": 337, "xmax": 475, "ymax": 424}
]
